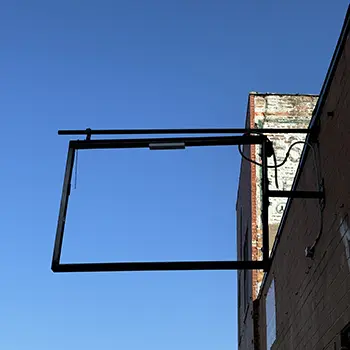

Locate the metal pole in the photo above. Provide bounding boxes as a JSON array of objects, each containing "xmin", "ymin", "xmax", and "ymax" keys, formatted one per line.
[
  {"xmin": 52, "ymin": 260, "xmax": 266, "ymax": 273},
  {"xmin": 261, "ymin": 139, "xmax": 270, "ymax": 271},
  {"xmin": 69, "ymin": 135, "xmax": 264, "ymax": 150},
  {"xmin": 58, "ymin": 128, "xmax": 313, "ymax": 136},
  {"xmin": 52, "ymin": 144, "xmax": 75, "ymax": 268}
]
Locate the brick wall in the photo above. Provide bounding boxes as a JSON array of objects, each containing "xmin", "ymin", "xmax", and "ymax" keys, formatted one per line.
[
  {"xmin": 237, "ymin": 93, "xmax": 317, "ymax": 349},
  {"xmin": 256, "ymin": 23, "xmax": 350, "ymax": 350},
  {"xmin": 250, "ymin": 94, "xmax": 317, "ymax": 300}
]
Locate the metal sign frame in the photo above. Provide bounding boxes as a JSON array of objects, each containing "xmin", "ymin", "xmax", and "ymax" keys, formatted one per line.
[{"xmin": 52, "ymin": 128, "xmax": 322, "ymax": 273}]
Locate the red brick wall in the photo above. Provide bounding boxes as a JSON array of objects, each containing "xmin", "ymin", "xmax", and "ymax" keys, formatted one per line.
[
  {"xmin": 257, "ymin": 27, "xmax": 350, "ymax": 350},
  {"xmin": 250, "ymin": 94, "xmax": 317, "ymax": 301},
  {"xmin": 237, "ymin": 93, "xmax": 316, "ymax": 349},
  {"xmin": 250, "ymin": 95, "xmax": 261, "ymax": 302}
]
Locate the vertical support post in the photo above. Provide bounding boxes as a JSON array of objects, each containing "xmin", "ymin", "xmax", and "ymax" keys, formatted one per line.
[
  {"xmin": 52, "ymin": 144, "xmax": 75, "ymax": 268},
  {"xmin": 261, "ymin": 138, "xmax": 270, "ymax": 271}
]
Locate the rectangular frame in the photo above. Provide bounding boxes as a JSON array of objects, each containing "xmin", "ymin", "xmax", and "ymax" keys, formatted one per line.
[{"xmin": 52, "ymin": 134, "xmax": 271, "ymax": 273}]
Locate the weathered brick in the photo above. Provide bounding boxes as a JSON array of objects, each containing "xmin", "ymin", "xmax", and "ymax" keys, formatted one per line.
[{"xmin": 237, "ymin": 92, "xmax": 319, "ymax": 349}]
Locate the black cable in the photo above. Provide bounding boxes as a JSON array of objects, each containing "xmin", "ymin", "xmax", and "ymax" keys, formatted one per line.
[
  {"xmin": 272, "ymin": 148, "xmax": 279, "ymax": 188},
  {"xmin": 238, "ymin": 139, "xmax": 316, "ymax": 190},
  {"xmin": 306, "ymin": 178, "xmax": 325, "ymax": 259},
  {"xmin": 237, "ymin": 132, "xmax": 279, "ymax": 187},
  {"xmin": 311, "ymin": 208, "xmax": 324, "ymax": 249},
  {"xmin": 238, "ymin": 140, "xmax": 307, "ymax": 169}
]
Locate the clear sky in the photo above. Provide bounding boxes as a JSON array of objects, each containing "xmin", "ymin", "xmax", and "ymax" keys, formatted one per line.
[{"xmin": 1, "ymin": 1, "xmax": 348, "ymax": 349}]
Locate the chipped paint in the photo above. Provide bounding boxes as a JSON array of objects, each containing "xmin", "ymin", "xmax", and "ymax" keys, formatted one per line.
[{"xmin": 251, "ymin": 93, "xmax": 318, "ymax": 297}]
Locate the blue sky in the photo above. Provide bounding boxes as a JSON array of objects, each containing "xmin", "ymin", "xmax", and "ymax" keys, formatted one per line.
[{"xmin": 0, "ymin": 1, "xmax": 348, "ymax": 349}]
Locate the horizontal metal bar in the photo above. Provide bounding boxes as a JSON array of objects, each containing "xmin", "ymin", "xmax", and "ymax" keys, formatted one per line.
[
  {"xmin": 149, "ymin": 142, "xmax": 186, "ymax": 150},
  {"xmin": 70, "ymin": 135, "xmax": 265, "ymax": 150},
  {"xmin": 52, "ymin": 260, "xmax": 266, "ymax": 273},
  {"xmin": 58, "ymin": 128, "xmax": 313, "ymax": 136},
  {"xmin": 268, "ymin": 190, "xmax": 324, "ymax": 199}
]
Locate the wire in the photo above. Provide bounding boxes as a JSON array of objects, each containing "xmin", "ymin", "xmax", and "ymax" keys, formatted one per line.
[
  {"xmin": 272, "ymin": 148, "xmax": 279, "ymax": 188},
  {"xmin": 238, "ymin": 132, "xmax": 280, "ymax": 187},
  {"xmin": 238, "ymin": 140, "xmax": 319, "ymax": 189},
  {"xmin": 310, "ymin": 206, "xmax": 324, "ymax": 250},
  {"xmin": 307, "ymin": 177, "xmax": 325, "ymax": 258},
  {"xmin": 238, "ymin": 140, "xmax": 310, "ymax": 169}
]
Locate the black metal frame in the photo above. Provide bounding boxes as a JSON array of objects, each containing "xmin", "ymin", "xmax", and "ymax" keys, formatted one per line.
[{"xmin": 52, "ymin": 128, "xmax": 323, "ymax": 273}]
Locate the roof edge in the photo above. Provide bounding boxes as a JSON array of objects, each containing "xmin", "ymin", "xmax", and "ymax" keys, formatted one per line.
[{"xmin": 249, "ymin": 91, "xmax": 319, "ymax": 97}]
